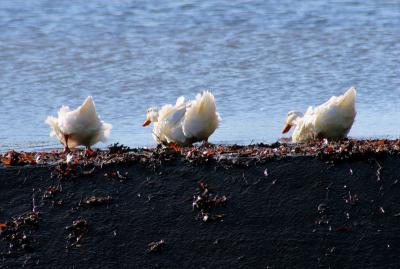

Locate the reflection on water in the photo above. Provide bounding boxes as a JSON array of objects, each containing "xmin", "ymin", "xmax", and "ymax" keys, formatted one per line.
[{"xmin": 0, "ymin": 0, "xmax": 399, "ymax": 151}]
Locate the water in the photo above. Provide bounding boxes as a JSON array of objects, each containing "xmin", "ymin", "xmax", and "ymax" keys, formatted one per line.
[{"xmin": 0, "ymin": 0, "xmax": 399, "ymax": 152}]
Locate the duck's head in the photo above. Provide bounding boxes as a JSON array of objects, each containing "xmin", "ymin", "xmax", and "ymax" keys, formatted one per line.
[
  {"xmin": 143, "ymin": 107, "xmax": 159, "ymax": 127},
  {"xmin": 282, "ymin": 111, "xmax": 303, "ymax": 134}
]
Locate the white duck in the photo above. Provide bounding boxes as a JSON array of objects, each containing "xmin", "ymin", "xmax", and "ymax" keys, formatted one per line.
[
  {"xmin": 143, "ymin": 91, "xmax": 221, "ymax": 146},
  {"xmin": 282, "ymin": 87, "xmax": 357, "ymax": 142},
  {"xmin": 45, "ymin": 96, "xmax": 112, "ymax": 153}
]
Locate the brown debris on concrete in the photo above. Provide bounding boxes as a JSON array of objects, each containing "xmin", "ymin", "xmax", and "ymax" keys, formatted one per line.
[
  {"xmin": 1, "ymin": 140, "xmax": 399, "ymax": 170},
  {"xmin": 65, "ymin": 219, "xmax": 89, "ymax": 249},
  {"xmin": 0, "ymin": 211, "xmax": 39, "ymax": 254},
  {"xmin": 147, "ymin": 239, "xmax": 165, "ymax": 253},
  {"xmin": 192, "ymin": 181, "xmax": 228, "ymax": 222},
  {"xmin": 84, "ymin": 196, "xmax": 112, "ymax": 206}
]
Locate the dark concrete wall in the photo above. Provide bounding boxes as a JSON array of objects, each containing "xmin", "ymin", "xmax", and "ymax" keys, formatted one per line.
[{"xmin": 1, "ymin": 156, "xmax": 400, "ymax": 268}]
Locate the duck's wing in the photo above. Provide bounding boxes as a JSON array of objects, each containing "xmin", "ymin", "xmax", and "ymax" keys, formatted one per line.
[
  {"xmin": 313, "ymin": 87, "xmax": 357, "ymax": 138},
  {"xmin": 166, "ymin": 105, "xmax": 186, "ymax": 126},
  {"xmin": 152, "ymin": 104, "xmax": 176, "ymax": 144},
  {"xmin": 158, "ymin": 105, "xmax": 187, "ymax": 144},
  {"xmin": 182, "ymin": 91, "xmax": 220, "ymax": 140},
  {"xmin": 292, "ymin": 106, "xmax": 317, "ymax": 142},
  {"xmin": 317, "ymin": 87, "xmax": 357, "ymax": 111},
  {"xmin": 158, "ymin": 104, "xmax": 175, "ymax": 122},
  {"xmin": 157, "ymin": 96, "xmax": 186, "ymax": 122}
]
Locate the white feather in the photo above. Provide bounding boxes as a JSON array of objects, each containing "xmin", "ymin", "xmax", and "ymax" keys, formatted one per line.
[
  {"xmin": 182, "ymin": 91, "xmax": 221, "ymax": 141},
  {"xmin": 147, "ymin": 91, "xmax": 220, "ymax": 145},
  {"xmin": 45, "ymin": 96, "xmax": 112, "ymax": 148},
  {"xmin": 288, "ymin": 87, "xmax": 356, "ymax": 142}
]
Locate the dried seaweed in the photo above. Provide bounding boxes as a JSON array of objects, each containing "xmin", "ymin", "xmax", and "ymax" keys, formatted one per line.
[
  {"xmin": 147, "ymin": 239, "xmax": 165, "ymax": 253},
  {"xmin": 192, "ymin": 181, "xmax": 228, "ymax": 222},
  {"xmin": 43, "ymin": 185, "xmax": 61, "ymax": 199},
  {"xmin": 51, "ymin": 163, "xmax": 79, "ymax": 180},
  {"xmin": 65, "ymin": 219, "xmax": 89, "ymax": 248},
  {"xmin": 84, "ymin": 196, "xmax": 112, "ymax": 206},
  {"xmin": 1, "ymin": 140, "xmax": 399, "ymax": 171},
  {"xmin": 108, "ymin": 143, "xmax": 131, "ymax": 154},
  {"xmin": 315, "ymin": 203, "xmax": 330, "ymax": 226},
  {"xmin": 0, "ymin": 212, "xmax": 39, "ymax": 254},
  {"xmin": 1, "ymin": 151, "xmax": 36, "ymax": 166},
  {"xmin": 104, "ymin": 171, "xmax": 128, "ymax": 182}
]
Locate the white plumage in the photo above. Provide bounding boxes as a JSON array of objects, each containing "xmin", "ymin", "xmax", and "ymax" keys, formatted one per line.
[
  {"xmin": 45, "ymin": 96, "xmax": 112, "ymax": 151},
  {"xmin": 143, "ymin": 91, "xmax": 221, "ymax": 146},
  {"xmin": 283, "ymin": 87, "xmax": 357, "ymax": 142}
]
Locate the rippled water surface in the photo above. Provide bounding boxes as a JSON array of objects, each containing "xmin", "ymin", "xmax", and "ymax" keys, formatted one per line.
[{"xmin": 0, "ymin": 0, "xmax": 399, "ymax": 151}]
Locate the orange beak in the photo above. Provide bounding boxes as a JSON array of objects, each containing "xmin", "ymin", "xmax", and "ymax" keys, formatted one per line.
[
  {"xmin": 142, "ymin": 120, "xmax": 151, "ymax": 127},
  {"xmin": 282, "ymin": 124, "xmax": 292, "ymax": 134}
]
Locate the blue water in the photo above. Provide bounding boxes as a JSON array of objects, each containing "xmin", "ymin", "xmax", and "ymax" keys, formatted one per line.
[{"xmin": 0, "ymin": 0, "xmax": 399, "ymax": 151}]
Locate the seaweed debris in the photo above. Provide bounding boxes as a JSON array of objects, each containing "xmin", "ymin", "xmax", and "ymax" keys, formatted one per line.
[
  {"xmin": 0, "ymin": 212, "xmax": 39, "ymax": 254},
  {"xmin": 65, "ymin": 218, "xmax": 89, "ymax": 249},
  {"xmin": 315, "ymin": 203, "xmax": 330, "ymax": 226},
  {"xmin": 51, "ymin": 163, "xmax": 80, "ymax": 180},
  {"xmin": 1, "ymin": 140, "xmax": 399, "ymax": 169},
  {"xmin": 316, "ymin": 139, "xmax": 400, "ymax": 163},
  {"xmin": 84, "ymin": 196, "xmax": 112, "ymax": 206},
  {"xmin": 147, "ymin": 239, "xmax": 165, "ymax": 254},
  {"xmin": 43, "ymin": 185, "xmax": 61, "ymax": 200},
  {"xmin": 108, "ymin": 143, "xmax": 131, "ymax": 154},
  {"xmin": 1, "ymin": 151, "xmax": 37, "ymax": 166},
  {"xmin": 104, "ymin": 171, "xmax": 128, "ymax": 182},
  {"xmin": 0, "ymin": 150, "xmax": 67, "ymax": 166},
  {"xmin": 192, "ymin": 181, "xmax": 228, "ymax": 222}
]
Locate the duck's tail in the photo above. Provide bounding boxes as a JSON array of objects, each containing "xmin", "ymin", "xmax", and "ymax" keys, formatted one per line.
[
  {"xmin": 79, "ymin": 96, "xmax": 96, "ymax": 114},
  {"xmin": 182, "ymin": 90, "xmax": 220, "ymax": 139},
  {"xmin": 194, "ymin": 90, "xmax": 217, "ymax": 115},
  {"xmin": 338, "ymin": 86, "xmax": 356, "ymax": 110},
  {"xmin": 79, "ymin": 96, "xmax": 112, "ymax": 143}
]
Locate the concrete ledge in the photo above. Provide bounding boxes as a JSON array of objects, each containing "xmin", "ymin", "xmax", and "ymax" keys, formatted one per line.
[{"xmin": 1, "ymin": 141, "xmax": 400, "ymax": 268}]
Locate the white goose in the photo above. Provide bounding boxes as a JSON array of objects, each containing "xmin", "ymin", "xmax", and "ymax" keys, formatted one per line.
[
  {"xmin": 143, "ymin": 91, "xmax": 221, "ymax": 146},
  {"xmin": 282, "ymin": 87, "xmax": 357, "ymax": 142},
  {"xmin": 45, "ymin": 96, "xmax": 112, "ymax": 153}
]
